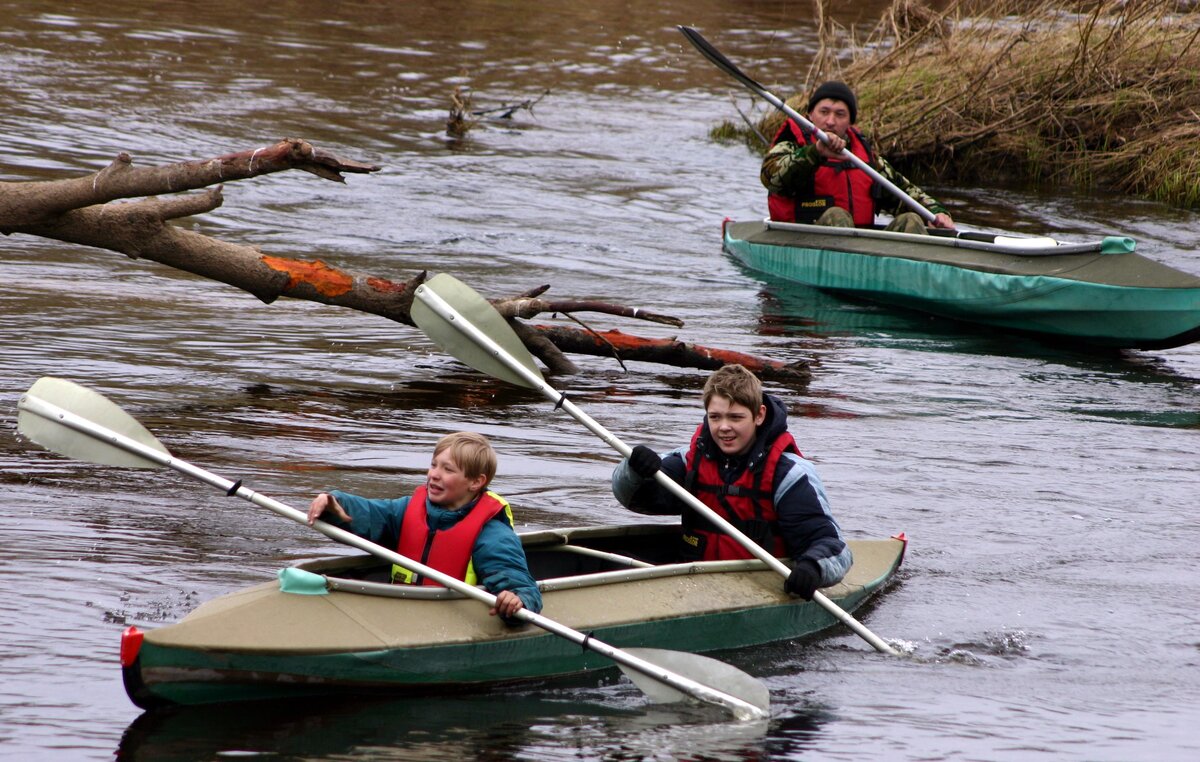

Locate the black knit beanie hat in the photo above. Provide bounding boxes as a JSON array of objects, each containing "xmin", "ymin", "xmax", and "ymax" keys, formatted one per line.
[{"xmin": 806, "ymin": 81, "xmax": 857, "ymax": 123}]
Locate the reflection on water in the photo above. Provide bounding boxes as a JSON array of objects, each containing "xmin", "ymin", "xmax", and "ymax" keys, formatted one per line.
[
  {"xmin": 115, "ymin": 692, "xmax": 781, "ymax": 762},
  {"xmin": 3, "ymin": 0, "xmax": 1200, "ymax": 760}
]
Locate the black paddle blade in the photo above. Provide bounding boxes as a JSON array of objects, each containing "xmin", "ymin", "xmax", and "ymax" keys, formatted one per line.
[{"xmin": 677, "ymin": 26, "xmax": 766, "ymax": 95}]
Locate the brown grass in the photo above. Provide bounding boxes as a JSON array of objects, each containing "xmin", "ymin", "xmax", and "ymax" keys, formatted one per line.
[{"xmin": 740, "ymin": 0, "xmax": 1200, "ymax": 208}]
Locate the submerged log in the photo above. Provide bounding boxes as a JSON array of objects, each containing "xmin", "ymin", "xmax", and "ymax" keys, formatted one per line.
[
  {"xmin": 0, "ymin": 139, "xmax": 809, "ymax": 382},
  {"xmin": 531, "ymin": 326, "xmax": 812, "ymax": 381}
]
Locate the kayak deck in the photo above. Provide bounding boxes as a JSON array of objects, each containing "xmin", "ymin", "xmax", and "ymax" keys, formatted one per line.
[
  {"xmin": 123, "ymin": 524, "xmax": 905, "ymax": 707},
  {"xmin": 723, "ymin": 219, "xmax": 1200, "ymax": 348}
]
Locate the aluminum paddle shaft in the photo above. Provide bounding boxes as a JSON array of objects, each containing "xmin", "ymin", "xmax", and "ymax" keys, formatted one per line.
[
  {"xmin": 413, "ymin": 282, "xmax": 899, "ymax": 656},
  {"xmin": 677, "ymin": 25, "xmax": 936, "ymax": 225}
]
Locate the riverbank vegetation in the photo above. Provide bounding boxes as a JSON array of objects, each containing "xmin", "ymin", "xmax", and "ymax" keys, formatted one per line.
[{"xmin": 718, "ymin": 0, "xmax": 1200, "ymax": 208}]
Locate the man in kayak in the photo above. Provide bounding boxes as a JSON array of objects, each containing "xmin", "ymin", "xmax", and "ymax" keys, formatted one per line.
[
  {"xmin": 761, "ymin": 80, "xmax": 955, "ymax": 233},
  {"xmin": 307, "ymin": 431, "xmax": 542, "ymax": 621},
  {"xmin": 611, "ymin": 364, "xmax": 852, "ymax": 600}
]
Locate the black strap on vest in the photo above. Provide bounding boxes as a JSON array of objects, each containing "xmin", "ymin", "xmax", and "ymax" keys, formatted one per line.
[{"xmin": 682, "ymin": 443, "xmax": 779, "ymax": 554}]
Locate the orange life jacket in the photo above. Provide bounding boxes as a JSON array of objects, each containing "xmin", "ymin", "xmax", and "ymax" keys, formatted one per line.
[{"xmin": 392, "ymin": 487, "xmax": 513, "ymax": 586}]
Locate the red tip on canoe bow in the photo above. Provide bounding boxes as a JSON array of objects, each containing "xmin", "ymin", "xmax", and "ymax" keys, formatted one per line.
[{"xmin": 120, "ymin": 626, "xmax": 144, "ymax": 667}]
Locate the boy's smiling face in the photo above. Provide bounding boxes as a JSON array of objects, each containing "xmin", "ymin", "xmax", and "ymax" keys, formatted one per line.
[
  {"xmin": 426, "ymin": 450, "xmax": 487, "ymax": 509},
  {"xmin": 705, "ymin": 395, "xmax": 766, "ymax": 457}
]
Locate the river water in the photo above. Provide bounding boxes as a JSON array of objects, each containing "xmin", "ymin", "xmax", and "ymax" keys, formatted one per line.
[{"xmin": 2, "ymin": 1, "xmax": 1198, "ymax": 760}]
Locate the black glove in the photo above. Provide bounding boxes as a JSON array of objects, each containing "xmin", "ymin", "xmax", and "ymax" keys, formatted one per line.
[
  {"xmin": 628, "ymin": 445, "xmax": 662, "ymax": 479},
  {"xmin": 784, "ymin": 559, "xmax": 822, "ymax": 600}
]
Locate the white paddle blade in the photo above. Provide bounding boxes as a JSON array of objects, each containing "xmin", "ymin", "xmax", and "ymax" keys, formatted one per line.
[
  {"xmin": 17, "ymin": 377, "xmax": 169, "ymax": 468},
  {"xmin": 991, "ymin": 234, "xmax": 1060, "ymax": 250},
  {"xmin": 622, "ymin": 648, "xmax": 771, "ymax": 715},
  {"xmin": 411, "ymin": 273, "xmax": 545, "ymax": 389}
]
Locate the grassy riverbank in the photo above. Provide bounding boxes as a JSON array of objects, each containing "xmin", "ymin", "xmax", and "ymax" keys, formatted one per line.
[{"xmin": 721, "ymin": 0, "xmax": 1200, "ymax": 208}]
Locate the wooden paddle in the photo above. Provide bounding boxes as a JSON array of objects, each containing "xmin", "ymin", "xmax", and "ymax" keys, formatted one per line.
[
  {"xmin": 677, "ymin": 25, "xmax": 937, "ymax": 226},
  {"xmin": 16, "ymin": 376, "xmax": 770, "ymax": 721},
  {"xmin": 412, "ymin": 273, "xmax": 900, "ymax": 656}
]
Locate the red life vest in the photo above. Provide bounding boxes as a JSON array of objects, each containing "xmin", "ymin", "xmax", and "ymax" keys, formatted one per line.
[
  {"xmin": 393, "ymin": 487, "xmax": 513, "ymax": 586},
  {"xmin": 767, "ymin": 119, "xmax": 877, "ymax": 227},
  {"xmin": 681, "ymin": 425, "xmax": 801, "ymax": 561}
]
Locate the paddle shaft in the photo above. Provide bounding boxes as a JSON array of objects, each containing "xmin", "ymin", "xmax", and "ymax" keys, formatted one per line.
[
  {"xmin": 17, "ymin": 392, "xmax": 766, "ymax": 721},
  {"xmin": 415, "ymin": 287, "xmax": 899, "ymax": 656},
  {"xmin": 677, "ymin": 25, "xmax": 936, "ymax": 226}
]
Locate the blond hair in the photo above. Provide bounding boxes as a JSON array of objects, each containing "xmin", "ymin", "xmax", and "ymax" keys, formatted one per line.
[
  {"xmin": 433, "ymin": 431, "xmax": 497, "ymax": 486},
  {"xmin": 702, "ymin": 364, "xmax": 763, "ymax": 411}
]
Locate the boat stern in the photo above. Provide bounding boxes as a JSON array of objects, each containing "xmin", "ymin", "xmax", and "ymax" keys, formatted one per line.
[{"xmin": 120, "ymin": 626, "xmax": 169, "ymax": 710}]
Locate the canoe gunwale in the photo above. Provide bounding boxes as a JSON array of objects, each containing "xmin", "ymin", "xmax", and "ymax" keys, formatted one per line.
[
  {"xmin": 762, "ymin": 218, "xmax": 1107, "ymax": 256},
  {"xmin": 123, "ymin": 529, "xmax": 906, "ymax": 707},
  {"xmin": 312, "ymin": 555, "xmax": 785, "ymax": 600},
  {"xmin": 723, "ymin": 219, "xmax": 1200, "ymax": 348}
]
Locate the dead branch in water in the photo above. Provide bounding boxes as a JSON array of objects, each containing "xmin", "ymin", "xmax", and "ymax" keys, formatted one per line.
[
  {"xmin": 446, "ymin": 86, "xmax": 478, "ymax": 137},
  {"xmin": 531, "ymin": 326, "xmax": 811, "ymax": 380},
  {"xmin": 0, "ymin": 139, "xmax": 810, "ymax": 382},
  {"xmin": 472, "ymin": 89, "xmax": 550, "ymax": 118},
  {"xmin": 447, "ymin": 87, "xmax": 551, "ymax": 137}
]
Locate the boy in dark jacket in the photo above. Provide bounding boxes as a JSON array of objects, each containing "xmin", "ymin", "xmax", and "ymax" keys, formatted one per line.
[{"xmin": 612, "ymin": 364, "xmax": 851, "ymax": 599}]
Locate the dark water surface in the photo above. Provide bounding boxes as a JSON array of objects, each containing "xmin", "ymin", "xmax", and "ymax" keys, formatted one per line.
[{"xmin": 3, "ymin": 1, "xmax": 1199, "ymax": 760}]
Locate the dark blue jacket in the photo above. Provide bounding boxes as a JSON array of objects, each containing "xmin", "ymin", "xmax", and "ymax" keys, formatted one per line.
[{"xmin": 612, "ymin": 393, "xmax": 852, "ymax": 587}]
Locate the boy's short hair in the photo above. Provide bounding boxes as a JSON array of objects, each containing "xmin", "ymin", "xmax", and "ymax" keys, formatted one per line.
[
  {"xmin": 434, "ymin": 432, "xmax": 497, "ymax": 486},
  {"xmin": 702, "ymin": 364, "xmax": 763, "ymax": 412}
]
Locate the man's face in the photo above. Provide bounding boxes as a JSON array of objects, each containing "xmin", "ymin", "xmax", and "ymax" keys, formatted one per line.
[
  {"xmin": 705, "ymin": 395, "xmax": 767, "ymax": 457},
  {"xmin": 809, "ymin": 98, "xmax": 852, "ymax": 139}
]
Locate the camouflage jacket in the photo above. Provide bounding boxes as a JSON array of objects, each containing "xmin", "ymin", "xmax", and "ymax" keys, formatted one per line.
[{"xmin": 760, "ymin": 136, "xmax": 946, "ymax": 217}]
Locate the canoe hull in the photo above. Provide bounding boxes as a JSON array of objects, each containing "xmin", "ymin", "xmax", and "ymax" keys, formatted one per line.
[
  {"xmin": 121, "ymin": 525, "xmax": 905, "ymax": 707},
  {"xmin": 723, "ymin": 220, "xmax": 1200, "ymax": 349}
]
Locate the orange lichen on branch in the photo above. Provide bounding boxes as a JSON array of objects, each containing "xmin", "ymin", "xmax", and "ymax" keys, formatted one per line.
[
  {"xmin": 593, "ymin": 330, "xmax": 785, "ymax": 369},
  {"xmin": 261, "ymin": 255, "xmax": 353, "ymax": 298},
  {"xmin": 531, "ymin": 326, "xmax": 811, "ymax": 382},
  {"xmin": 366, "ymin": 276, "xmax": 410, "ymax": 294}
]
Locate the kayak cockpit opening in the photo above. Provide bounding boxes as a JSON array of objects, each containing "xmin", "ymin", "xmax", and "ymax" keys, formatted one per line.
[{"xmin": 292, "ymin": 523, "xmax": 781, "ymax": 600}]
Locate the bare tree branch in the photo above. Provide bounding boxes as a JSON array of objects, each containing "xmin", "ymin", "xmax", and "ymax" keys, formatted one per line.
[
  {"xmin": 1, "ymin": 139, "xmax": 810, "ymax": 382},
  {"xmin": 0, "ymin": 138, "xmax": 379, "ymax": 228},
  {"xmin": 531, "ymin": 326, "xmax": 812, "ymax": 381}
]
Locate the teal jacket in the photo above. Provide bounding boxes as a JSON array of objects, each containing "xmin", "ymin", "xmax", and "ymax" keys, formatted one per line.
[{"xmin": 326, "ymin": 489, "xmax": 543, "ymax": 619}]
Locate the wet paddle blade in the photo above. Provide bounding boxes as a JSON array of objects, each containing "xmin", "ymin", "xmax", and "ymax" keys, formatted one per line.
[
  {"xmin": 412, "ymin": 273, "xmax": 545, "ymax": 388},
  {"xmin": 17, "ymin": 377, "xmax": 169, "ymax": 468},
  {"xmin": 622, "ymin": 648, "xmax": 771, "ymax": 715}
]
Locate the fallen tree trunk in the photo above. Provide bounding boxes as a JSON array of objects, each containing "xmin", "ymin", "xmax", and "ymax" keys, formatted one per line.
[{"xmin": 1, "ymin": 139, "xmax": 810, "ymax": 381}]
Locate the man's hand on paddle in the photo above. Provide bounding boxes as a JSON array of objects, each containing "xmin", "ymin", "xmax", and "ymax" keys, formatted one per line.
[
  {"xmin": 930, "ymin": 212, "xmax": 955, "ymax": 230},
  {"xmin": 815, "ymin": 132, "xmax": 847, "ymax": 160}
]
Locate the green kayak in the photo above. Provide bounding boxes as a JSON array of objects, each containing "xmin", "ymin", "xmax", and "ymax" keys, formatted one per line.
[
  {"xmin": 120, "ymin": 523, "xmax": 906, "ymax": 708},
  {"xmin": 723, "ymin": 219, "xmax": 1200, "ymax": 349}
]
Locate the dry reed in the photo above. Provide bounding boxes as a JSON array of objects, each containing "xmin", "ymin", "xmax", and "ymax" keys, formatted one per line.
[{"xmin": 732, "ymin": 0, "xmax": 1200, "ymax": 208}]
